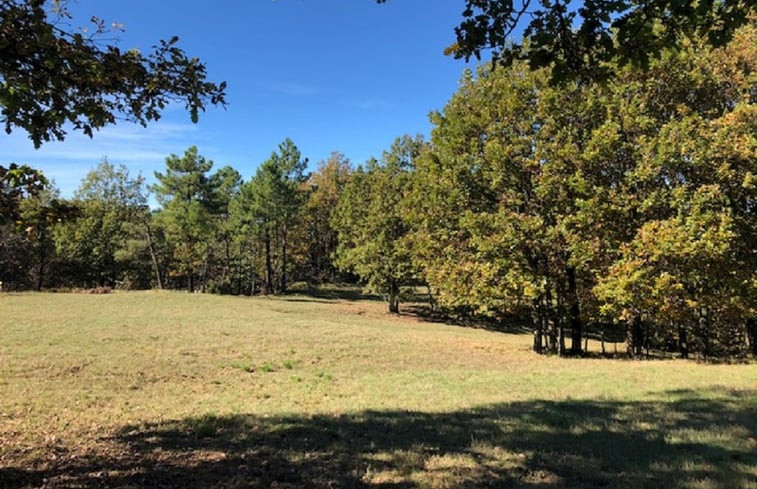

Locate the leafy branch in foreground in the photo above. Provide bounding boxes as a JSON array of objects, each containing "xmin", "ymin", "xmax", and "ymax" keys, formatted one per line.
[
  {"xmin": 0, "ymin": 0, "xmax": 227, "ymax": 147},
  {"xmin": 378, "ymin": 0, "xmax": 755, "ymax": 81}
]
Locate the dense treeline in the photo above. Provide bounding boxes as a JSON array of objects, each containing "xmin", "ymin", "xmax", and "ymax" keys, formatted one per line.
[{"xmin": 1, "ymin": 26, "xmax": 754, "ymax": 358}]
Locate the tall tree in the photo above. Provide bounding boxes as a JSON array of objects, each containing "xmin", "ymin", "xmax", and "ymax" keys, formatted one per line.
[
  {"xmin": 18, "ymin": 184, "xmax": 76, "ymax": 290},
  {"xmin": 234, "ymin": 138, "xmax": 308, "ymax": 294},
  {"xmin": 303, "ymin": 152, "xmax": 353, "ymax": 283},
  {"xmin": 406, "ymin": 24, "xmax": 756, "ymax": 357},
  {"xmin": 594, "ymin": 26, "xmax": 757, "ymax": 357},
  {"xmin": 151, "ymin": 146, "xmax": 217, "ymax": 292},
  {"xmin": 0, "ymin": 182, "xmax": 71, "ymax": 290},
  {"xmin": 207, "ymin": 165, "xmax": 243, "ymax": 293},
  {"xmin": 333, "ymin": 135, "xmax": 425, "ymax": 313},
  {"xmin": 54, "ymin": 160, "xmax": 149, "ymax": 288}
]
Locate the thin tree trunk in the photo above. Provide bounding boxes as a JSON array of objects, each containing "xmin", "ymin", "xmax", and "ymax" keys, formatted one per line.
[
  {"xmin": 220, "ymin": 233, "xmax": 231, "ymax": 288},
  {"xmin": 280, "ymin": 224, "xmax": 288, "ymax": 293},
  {"xmin": 746, "ymin": 318, "xmax": 757, "ymax": 357},
  {"xmin": 567, "ymin": 267, "xmax": 582, "ymax": 355},
  {"xmin": 145, "ymin": 224, "xmax": 162, "ymax": 290},
  {"xmin": 532, "ymin": 298, "xmax": 543, "ymax": 354},
  {"xmin": 199, "ymin": 257, "xmax": 209, "ymax": 292},
  {"xmin": 699, "ymin": 308, "xmax": 711, "ymax": 359},
  {"xmin": 555, "ymin": 288, "xmax": 566, "ymax": 355},
  {"xmin": 36, "ymin": 227, "xmax": 46, "ymax": 291},
  {"xmin": 678, "ymin": 323, "xmax": 689, "ymax": 359},
  {"xmin": 627, "ymin": 315, "xmax": 643, "ymax": 358},
  {"xmin": 264, "ymin": 226, "xmax": 273, "ymax": 295},
  {"xmin": 546, "ymin": 288, "xmax": 558, "ymax": 353}
]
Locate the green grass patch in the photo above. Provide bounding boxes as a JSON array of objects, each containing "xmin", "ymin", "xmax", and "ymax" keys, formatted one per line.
[{"xmin": 0, "ymin": 290, "xmax": 755, "ymax": 488}]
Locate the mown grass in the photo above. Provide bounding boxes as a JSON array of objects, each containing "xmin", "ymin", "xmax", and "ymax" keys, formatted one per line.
[{"xmin": 0, "ymin": 290, "xmax": 755, "ymax": 488}]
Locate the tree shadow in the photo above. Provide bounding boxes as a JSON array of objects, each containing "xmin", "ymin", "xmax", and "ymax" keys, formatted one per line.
[
  {"xmin": 2, "ymin": 388, "xmax": 754, "ymax": 488},
  {"xmin": 403, "ymin": 304, "xmax": 532, "ymax": 334},
  {"xmin": 279, "ymin": 286, "xmax": 382, "ymax": 303}
]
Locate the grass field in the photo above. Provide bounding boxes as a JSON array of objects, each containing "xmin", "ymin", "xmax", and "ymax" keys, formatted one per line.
[{"xmin": 1, "ymin": 290, "xmax": 755, "ymax": 488}]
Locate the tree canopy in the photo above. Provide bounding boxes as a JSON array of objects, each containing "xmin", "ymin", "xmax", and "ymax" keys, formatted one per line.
[
  {"xmin": 379, "ymin": 0, "xmax": 755, "ymax": 80},
  {"xmin": 0, "ymin": 0, "xmax": 227, "ymax": 148}
]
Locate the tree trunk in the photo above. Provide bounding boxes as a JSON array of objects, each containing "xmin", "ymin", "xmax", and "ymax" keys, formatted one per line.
[
  {"xmin": 532, "ymin": 298, "xmax": 543, "ymax": 354},
  {"xmin": 567, "ymin": 266, "xmax": 582, "ymax": 355},
  {"xmin": 36, "ymin": 227, "xmax": 46, "ymax": 291},
  {"xmin": 199, "ymin": 257, "xmax": 209, "ymax": 292},
  {"xmin": 280, "ymin": 224, "xmax": 288, "ymax": 293},
  {"xmin": 678, "ymin": 323, "xmax": 689, "ymax": 359},
  {"xmin": 264, "ymin": 226, "xmax": 273, "ymax": 295},
  {"xmin": 220, "ymin": 234, "xmax": 231, "ymax": 288},
  {"xmin": 698, "ymin": 308, "xmax": 711, "ymax": 358},
  {"xmin": 387, "ymin": 282, "xmax": 400, "ymax": 314},
  {"xmin": 145, "ymin": 224, "xmax": 162, "ymax": 290},
  {"xmin": 746, "ymin": 318, "xmax": 757, "ymax": 357},
  {"xmin": 427, "ymin": 285, "xmax": 437, "ymax": 312},
  {"xmin": 627, "ymin": 316, "xmax": 643, "ymax": 358},
  {"xmin": 546, "ymin": 288, "xmax": 558, "ymax": 353},
  {"xmin": 554, "ymin": 286, "xmax": 566, "ymax": 355}
]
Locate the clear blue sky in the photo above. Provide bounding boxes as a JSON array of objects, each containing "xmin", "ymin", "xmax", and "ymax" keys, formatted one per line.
[{"xmin": 3, "ymin": 0, "xmax": 475, "ymax": 196}]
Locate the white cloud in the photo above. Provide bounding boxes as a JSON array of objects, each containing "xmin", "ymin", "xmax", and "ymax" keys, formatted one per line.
[
  {"xmin": 265, "ymin": 81, "xmax": 318, "ymax": 96},
  {"xmin": 339, "ymin": 98, "xmax": 394, "ymax": 110},
  {"xmin": 1, "ymin": 120, "xmax": 207, "ymax": 196}
]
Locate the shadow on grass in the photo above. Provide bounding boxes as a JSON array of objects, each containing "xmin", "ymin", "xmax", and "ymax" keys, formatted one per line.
[
  {"xmin": 2, "ymin": 388, "xmax": 755, "ymax": 488},
  {"xmin": 275, "ymin": 286, "xmax": 532, "ymax": 334},
  {"xmin": 278, "ymin": 286, "xmax": 382, "ymax": 303},
  {"xmin": 403, "ymin": 304, "xmax": 533, "ymax": 335}
]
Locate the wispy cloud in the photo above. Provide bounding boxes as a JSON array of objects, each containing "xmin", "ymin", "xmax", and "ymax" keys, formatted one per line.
[
  {"xmin": 265, "ymin": 81, "xmax": 318, "ymax": 96},
  {"xmin": 1, "ymin": 120, "xmax": 206, "ymax": 196},
  {"xmin": 339, "ymin": 98, "xmax": 394, "ymax": 110}
]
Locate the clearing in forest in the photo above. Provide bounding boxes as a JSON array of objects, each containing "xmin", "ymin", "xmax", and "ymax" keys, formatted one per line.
[{"xmin": 1, "ymin": 291, "xmax": 755, "ymax": 488}]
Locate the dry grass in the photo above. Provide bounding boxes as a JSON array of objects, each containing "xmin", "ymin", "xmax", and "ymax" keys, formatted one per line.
[{"xmin": 0, "ymin": 290, "xmax": 755, "ymax": 488}]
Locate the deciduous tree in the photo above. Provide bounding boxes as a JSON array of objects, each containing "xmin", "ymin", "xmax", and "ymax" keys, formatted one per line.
[
  {"xmin": 333, "ymin": 135, "xmax": 426, "ymax": 313},
  {"xmin": 0, "ymin": 0, "xmax": 227, "ymax": 147}
]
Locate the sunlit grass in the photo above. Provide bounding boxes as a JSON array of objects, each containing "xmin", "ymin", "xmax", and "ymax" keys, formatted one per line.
[{"xmin": 1, "ymin": 290, "xmax": 755, "ymax": 488}]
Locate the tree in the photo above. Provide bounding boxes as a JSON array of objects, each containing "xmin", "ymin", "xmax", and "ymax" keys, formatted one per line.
[
  {"xmin": 228, "ymin": 178, "xmax": 263, "ymax": 295},
  {"xmin": 405, "ymin": 24, "xmax": 756, "ymax": 357},
  {"xmin": 333, "ymin": 135, "xmax": 426, "ymax": 313},
  {"xmin": 205, "ymin": 165, "xmax": 243, "ymax": 293},
  {"xmin": 405, "ymin": 64, "xmax": 585, "ymax": 351},
  {"xmin": 54, "ymin": 159, "xmax": 150, "ymax": 288},
  {"xmin": 0, "ymin": 0, "xmax": 226, "ymax": 148},
  {"xmin": 303, "ymin": 152, "xmax": 353, "ymax": 283},
  {"xmin": 0, "ymin": 182, "xmax": 71, "ymax": 290},
  {"xmin": 378, "ymin": 0, "xmax": 755, "ymax": 81},
  {"xmin": 594, "ymin": 29, "xmax": 757, "ymax": 357},
  {"xmin": 0, "ymin": 163, "xmax": 46, "ymax": 226},
  {"xmin": 226, "ymin": 139, "xmax": 308, "ymax": 295},
  {"xmin": 1, "ymin": 1, "xmax": 226, "ymax": 256},
  {"xmin": 18, "ymin": 184, "xmax": 77, "ymax": 290},
  {"xmin": 151, "ymin": 146, "xmax": 218, "ymax": 292}
]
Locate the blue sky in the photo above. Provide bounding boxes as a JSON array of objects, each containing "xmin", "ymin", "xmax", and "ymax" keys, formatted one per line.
[{"xmin": 3, "ymin": 0, "xmax": 475, "ymax": 196}]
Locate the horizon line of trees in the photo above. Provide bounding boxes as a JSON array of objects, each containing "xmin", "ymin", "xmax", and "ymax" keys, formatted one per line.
[{"xmin": 2, "ymin": 25, "xmax": 755, "ymax": 360}]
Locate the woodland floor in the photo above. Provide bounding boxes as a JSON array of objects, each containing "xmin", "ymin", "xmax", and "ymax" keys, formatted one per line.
[{"xmin": 0, "ymin": 290, "xmax": 755, "ymax": 488}]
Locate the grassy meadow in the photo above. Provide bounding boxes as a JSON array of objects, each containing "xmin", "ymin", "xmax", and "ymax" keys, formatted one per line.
[{"xmin": 0, "ymin": 290, "xmax": 755, "ymax": 488}]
